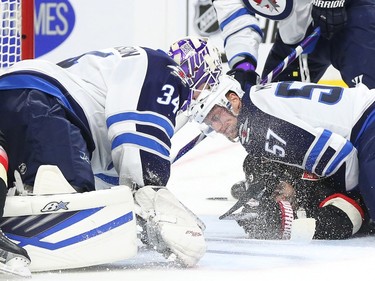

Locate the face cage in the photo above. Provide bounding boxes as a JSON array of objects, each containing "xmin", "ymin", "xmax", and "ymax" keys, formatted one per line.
[
  {"xmin": 201, "ymin": 105, "xmax": 239, "ymax": 142},
  {"xmin": 180, "ymin": 66, "xmax": 222, "ymax": 113},
  {"xmin": 191, "ymin": 66, "xmax": 222, "ymax": 94},
  {"xmin": 180, "ymin": 52, "xmax": 222, "ymax": 92}
]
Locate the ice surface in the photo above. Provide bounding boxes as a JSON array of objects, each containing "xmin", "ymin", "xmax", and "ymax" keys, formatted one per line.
[{"xmin": 6, "ymin": 123, "xmax": 375, "ymax": 281}]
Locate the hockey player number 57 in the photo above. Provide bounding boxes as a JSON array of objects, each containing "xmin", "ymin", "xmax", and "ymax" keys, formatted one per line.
[{"xmin": 265, "ymin": 128, "xmax": 286, "ymax": 157}]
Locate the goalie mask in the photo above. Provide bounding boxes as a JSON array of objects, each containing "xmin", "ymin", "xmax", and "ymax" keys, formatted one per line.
[{"xmin": 168, "ymin": 37, "xmax": 223, "ymax": 95}]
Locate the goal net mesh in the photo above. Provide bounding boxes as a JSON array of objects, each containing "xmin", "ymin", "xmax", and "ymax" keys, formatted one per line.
[{"xmin": 0, "ymin": 0, "xmax": 21, "ymax": 69}]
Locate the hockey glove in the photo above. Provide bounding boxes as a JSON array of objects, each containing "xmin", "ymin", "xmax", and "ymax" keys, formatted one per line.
[
  {"xmin": 311, "ymin": 0, "xmax": 347, "ymax": 40},
  {"xmin": 134, "ymin": 186, "xmax": 206, "ymax": 267},
  {"xmin": 234, "ymin": 199, "xmax": 294, "ymax": 240},
  {"xmin": 227, "ymin": 60, "xmax": 259, "ymax": 92},
  {"xmin": 235, "ymin": 155, "xmax": 297, "ymax": 201},
  {"xmin": 311, "ymin": 193, "xmax": 364, "ymax": 239}
]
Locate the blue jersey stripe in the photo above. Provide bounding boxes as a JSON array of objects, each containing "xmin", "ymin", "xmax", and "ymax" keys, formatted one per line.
[
  {"xmin": 95, "ymin": 173, "xmax": 119, "ymax": 185},
  {"xmin": 306, "ymin": 129, "xmax": 332, "ymax": 171},
  {"xmin": 0, "ymin": 74, "xmax": 73, "ymax": 111},
  {"xmin": 325, "ymin": 141, "xmax": 354, "ymax": 175},
  {"xmin": 112, "ymin": 132, "xmax": 169, "ymax": 157},
  {"xmin": 220, "ymin": 8, "xmax": 255, "ymax": 30},
  {"xmin": 107, "ymin": 112, "xmax": 174, "ymax": 138},
  {"xmin": 314, "ymin": 147, "xmax": 335, "ymax": 175}
]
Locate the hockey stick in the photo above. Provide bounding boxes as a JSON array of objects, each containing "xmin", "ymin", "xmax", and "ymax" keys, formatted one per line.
[
  {"xmin": 260, "ymin": 26, "xmax": 321, "ymax": 84},
  {"xmin": 172, "ymin": 131, "xmax": 206, "ymax": 163},
  {"xmin": 172, "ymin": 27, "xmax": 321, "ymax": 163}
]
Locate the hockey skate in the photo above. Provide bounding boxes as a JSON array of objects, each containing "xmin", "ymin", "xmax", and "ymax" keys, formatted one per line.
[{"xmin": 0, "ymin": 229, "xmax": 31, "ymax": 278}]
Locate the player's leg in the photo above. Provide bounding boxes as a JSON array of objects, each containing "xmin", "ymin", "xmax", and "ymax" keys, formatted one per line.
[
  {"xmin": 262, "ymin": 28, "xmax": 330, "ymax": 83},
  {"xmin": 331, "ymin": 2, "xmax": 375, "ymax": 88},
  {"xmin": 0, "ymin": 89, "xmax": 94, "ymax": 192},
  {"xmin": 356, "ymin": 123, "xmax": 375, "ymax": 224},
  {"xmin": 0, "ymin": 142, "xmax": 31, "ymax": 277}
]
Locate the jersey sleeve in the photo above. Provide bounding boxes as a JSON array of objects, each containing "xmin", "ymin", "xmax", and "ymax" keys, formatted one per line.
[
  {"xmin": 242, "ymin": 83, "xmax": 360, "ymax": 191},
  {"xmin": 105, "ymin": 47, "xmax": 190, "ymax": 188},
  {"xmin": 213, "ymin": 0, "xmax": 263, "ymax": 68}
]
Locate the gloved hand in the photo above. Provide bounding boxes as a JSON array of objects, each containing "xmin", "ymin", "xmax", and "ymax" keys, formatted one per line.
[
  {"xmin": 230, "ymin": 155, "xmax": 282, "ymax": 201},
  {"xmin": 234, "ymin": 199, "xmax": 294, "ymax": 240},
  {"xmin": 227, "ymin": 60, "xmax": 259, "ymax": 91},
  {"xmin": 134, "ymin": 186, "xmax": 206, "ymax": 267},
  {"xmin": 311, "ymin": 0, "xmax": 347, "ymax": 40}
]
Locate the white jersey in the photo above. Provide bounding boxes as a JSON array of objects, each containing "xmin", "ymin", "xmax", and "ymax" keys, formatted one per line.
[
  {"xmin": 239, "ymin": 81, "xmax": 375, "ymax": 191},
  {"xmin": 4, "ymin": 47, "xmax": 190, "ymax": 188},
  {"xmin": 213, "ymin": 0, "xmax": 313, "ymax": 67}
]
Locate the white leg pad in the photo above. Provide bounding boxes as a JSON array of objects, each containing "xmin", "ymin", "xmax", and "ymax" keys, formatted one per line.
[
  {"xmin": 1, "ymin": 185, "xmax": 137, "ymax": 272},
  {"xmin": 33, "ymin": 165, "xmax": 78, "ymax": 194}
]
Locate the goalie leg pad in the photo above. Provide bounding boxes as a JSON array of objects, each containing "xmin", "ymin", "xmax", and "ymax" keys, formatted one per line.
[
  {"xmin": 135, "ymin": 186, "xmax": 206, "ymax": 267},
  {"xmin": 2, "ymin": 185, "xmax": 137, "ymax": 272}
]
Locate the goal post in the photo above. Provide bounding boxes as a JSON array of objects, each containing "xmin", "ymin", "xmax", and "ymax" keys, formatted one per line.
[
  {"xmin": 0, "ymin": 0, "xmax": 34, "ymax": 69},
  {"xmin": 21, "ymin": 0, "xmax": 34, "ymax": 60}
]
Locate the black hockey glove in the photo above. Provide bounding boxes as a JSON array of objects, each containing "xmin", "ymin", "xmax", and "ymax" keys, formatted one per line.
[
  {"xmin": 311, "ymin": 0, "xmax": 347, "ymax": 40},
  {"xmin": 230, "ymin": 157, "xmax": 277, "ymax": 200},
  {"xmin": 235, "ymin": 199, "xmax": 295, "ymax": 240},
  {"xmin": 234, "ymin": 155, "xmax": 297, "ymax": 201},
  {"xmin": 227, "ymin": 60, "xmax": 259, "ymax": 91}
]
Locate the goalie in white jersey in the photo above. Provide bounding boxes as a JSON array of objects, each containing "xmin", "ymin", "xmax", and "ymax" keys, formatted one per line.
[
  {"xmin": 191, "ymin": 75, "xmax": 375, "ymax": 239},
  {"xmin": 0, "ymin": 38, "xmax": 222, "ymax": 267}
]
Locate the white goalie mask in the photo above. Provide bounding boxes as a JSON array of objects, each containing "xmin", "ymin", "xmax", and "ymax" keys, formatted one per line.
[{"xmin": 190, "ymin": 75, "xmax": 244, "ymax": 124}]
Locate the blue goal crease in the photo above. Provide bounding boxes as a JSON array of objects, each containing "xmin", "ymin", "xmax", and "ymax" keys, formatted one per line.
[{"xmin": 6, "ymin": 208, "xmax": 134, "ymax": 250}]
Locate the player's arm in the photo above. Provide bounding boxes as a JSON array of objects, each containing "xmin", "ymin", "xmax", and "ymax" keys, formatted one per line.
[
  {"xmin": 106, "ymin": 52, "xmax": 188, "ymax": 188},
  {"xmin": 311, "ymin": 193, "xmax": 364, "ymax": 239},
  {"xmin": 230, "ymin": 187, "xmax": 363, "ymax": 240},
  {"xmin": 279, "ymin": 172, "xmax": 365, "ymax": 240},
  {"xmin": 212, "ymin": 0, "xmax": 262, "ymax": 69},
  {"xmin": 248, "ymin": 97, "xmax": 359, "ymax": 192},
  {"xmin": 311, "ymin": 0, "xmax": 347, "ymax": 40},
  {"xmin": 297, "ymin": 127, "xmax": 359, "ymax": 193},
  {"xmin": 227, "ymin": 155, "xmax": 364, "ymax": 240}
]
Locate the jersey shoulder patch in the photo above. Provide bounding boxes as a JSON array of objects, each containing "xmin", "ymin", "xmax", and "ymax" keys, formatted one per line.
[{"xmin": 242, "ymin": 0, "xmax": 293, "ymax": 20}]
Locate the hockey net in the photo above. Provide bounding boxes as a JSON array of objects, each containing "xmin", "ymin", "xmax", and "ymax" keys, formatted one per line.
[{"xmin": 0, "ymin": 0, "xmax": 34, "ymax": 69}]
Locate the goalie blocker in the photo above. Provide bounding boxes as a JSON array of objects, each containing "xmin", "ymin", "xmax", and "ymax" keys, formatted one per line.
[{"xmin": 1, "ymin": 165, "xmax": 137, "ymax": 272}]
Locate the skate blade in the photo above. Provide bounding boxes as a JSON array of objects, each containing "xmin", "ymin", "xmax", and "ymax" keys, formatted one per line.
[{"xmin": 0, "ymin": 257, "xmax": 32, "ymax": 278}]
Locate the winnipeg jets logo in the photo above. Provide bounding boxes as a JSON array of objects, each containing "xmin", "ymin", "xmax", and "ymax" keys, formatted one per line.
[
  {"xmin": 239, "ymin": 118, "xmax": 251, "ymax": 144},
  {"xmin": 243, "ymin": 0, "xmax": 293, "ymax": 20},
  {"xmin": 256, "ymin": 0, "xmax": 280, "ymax": 12}
]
